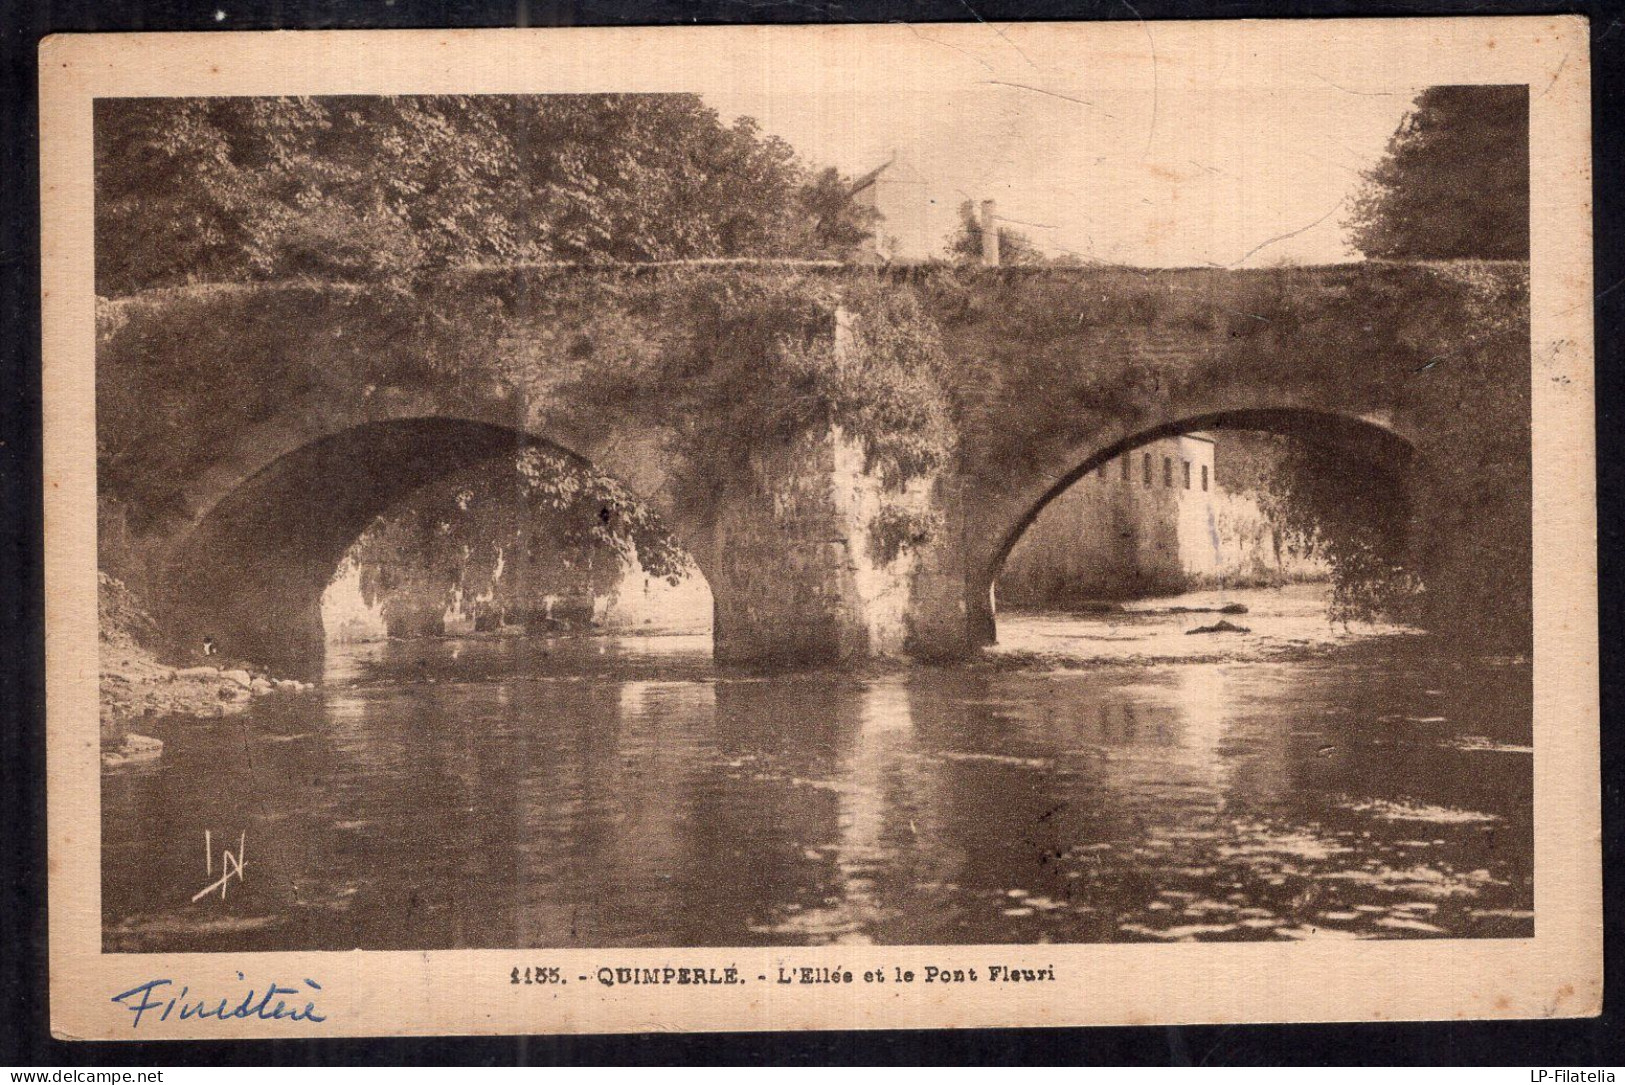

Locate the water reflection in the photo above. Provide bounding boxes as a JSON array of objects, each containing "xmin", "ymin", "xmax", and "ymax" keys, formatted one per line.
[{"xmin": 103, "ymin": 591, "xmax": 1532, "ymax": 951}]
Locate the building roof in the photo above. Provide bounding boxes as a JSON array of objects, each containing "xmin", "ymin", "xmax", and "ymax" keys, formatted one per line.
[{"xmin": 848, "ymin": 155, "xmax": 895, "ymax": 198}]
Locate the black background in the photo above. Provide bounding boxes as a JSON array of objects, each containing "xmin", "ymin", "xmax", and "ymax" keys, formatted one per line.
[{"xmin": 2, "ymin": 0, "xmax": 1620, "ymax": 1065}]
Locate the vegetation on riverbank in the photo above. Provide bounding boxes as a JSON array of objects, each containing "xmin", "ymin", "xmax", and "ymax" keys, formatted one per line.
[{"xmin": 329, "ymin": 446, "xmax": 696, "ymax": 638}]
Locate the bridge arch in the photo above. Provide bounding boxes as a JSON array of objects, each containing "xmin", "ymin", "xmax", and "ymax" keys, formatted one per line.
[
  {"xmin": 156, "ymin": 413, "xmax": 712, "ymax": 672},
  {"xmin": 967, "ymin": 407, "xmax": 1433, "ymax": 647}
]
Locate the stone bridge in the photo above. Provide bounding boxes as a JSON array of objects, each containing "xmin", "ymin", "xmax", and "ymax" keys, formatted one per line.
[{"xmin": 95, "ymin": 260, "xmax": 1530, "ymax": 669}]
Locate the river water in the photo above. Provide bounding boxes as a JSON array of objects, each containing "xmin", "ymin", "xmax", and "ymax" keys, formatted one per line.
[{"xmin": 103, "ymin": 585, "xmax": 1533, "ymax": 950}]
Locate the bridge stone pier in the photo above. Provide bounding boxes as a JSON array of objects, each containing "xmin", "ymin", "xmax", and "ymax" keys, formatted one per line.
[{"xmin": 96, "ymin": 260, "xmax": 1531, "ymax": 670}]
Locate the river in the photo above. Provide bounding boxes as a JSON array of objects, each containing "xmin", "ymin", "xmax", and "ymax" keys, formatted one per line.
[{"xmin": 102, "ymin": 584, "xmax": 1533, "ymax": 950}]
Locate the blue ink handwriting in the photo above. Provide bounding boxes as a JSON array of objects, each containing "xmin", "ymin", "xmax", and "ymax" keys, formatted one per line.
[{"xmin": 110, "ymin": 974, "xmax": 325, "ymax": 1029}]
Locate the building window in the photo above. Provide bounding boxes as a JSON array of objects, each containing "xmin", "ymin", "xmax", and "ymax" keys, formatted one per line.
[
  {"xmin": 1201, "ymin": 464, "xmax": 1209, "ymax": 492},
  {"xmin": 1142, "ymin": 453, "xmax": 1152, "ymax": 488},
  {"xmin": 1183, "ymin": 461, "xmax": 1191, "ymax": 489},
  {"xmin": 1163, "ymin": 457, "xmax": 1173, "ymax": 487}
]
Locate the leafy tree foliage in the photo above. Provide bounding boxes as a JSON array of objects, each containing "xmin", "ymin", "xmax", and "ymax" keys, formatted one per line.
[
  {"xmin": 95, "ymin": 95, "xmax": 877, "ymax": 296},
  {"xmin": 558, "ymin": 274, "xmax": 955, "ymax": 496},
  {"xmin": 1252, "ymin": 439, "xmax": 1425, "ymax": 625},
  {"xmin": 348, "ymin": 446, "xmax": 693, "ymax": 634},
  {"xmin": 1346, "ymin": 86, "xmax": 1529, "ymax": 261}
]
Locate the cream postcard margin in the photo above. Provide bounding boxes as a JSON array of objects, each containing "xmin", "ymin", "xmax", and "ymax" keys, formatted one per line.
[{"xmin": 41, "ymin": 18, "xmax": 1598, "ymax": 1038}]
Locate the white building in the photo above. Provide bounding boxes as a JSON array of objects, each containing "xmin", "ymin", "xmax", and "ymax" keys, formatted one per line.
[{"xmin": 998, "ymin": 433, "xmax": 1324, "ymax": 604}]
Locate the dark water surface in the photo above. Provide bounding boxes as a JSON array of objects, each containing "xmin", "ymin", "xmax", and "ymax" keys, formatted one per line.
[{"xmin": 103, "ymin": 592, "xmax": 1533, "ymax": 950}]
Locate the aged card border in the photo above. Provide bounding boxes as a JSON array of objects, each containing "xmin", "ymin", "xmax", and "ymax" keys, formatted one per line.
[{"xmin": 41, "ymin": 18, "xmax": 1599, "ymax": 1039}]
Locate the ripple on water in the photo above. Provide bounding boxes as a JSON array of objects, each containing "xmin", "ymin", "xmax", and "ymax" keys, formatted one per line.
[
  {"xmin": 1340, "ymin": 799, "xmax": 1502, "ymax": 824},
  {"xmin": 1274, "ymin": 925, "xmax": 1369, "ymax": 940},
  {"xmin": 1318, "ymin": 864, "xmax": 1504, "ymax": 899},
  {"xmin": 1212, "ymin": 826, "xmax": 1354, "ymax": 862},
  {"xmin": 1375, "ymin": 916, "xmax": 1446, "ymax": 934},
  {"xmin": 106, "ymin": 912, "xmax": 288, "ymax": 951},
  {"xmin": 1119, "ymin": 921, "xmax": 1242, "ymax": 941},
  {"xmin": 1447, "ymin": 736, "xmax": 1535, "ymax": 754}
]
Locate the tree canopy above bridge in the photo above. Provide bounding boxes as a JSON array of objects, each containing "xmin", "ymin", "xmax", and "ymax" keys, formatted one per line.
[
  {"xmin": 1346, "ymin": 85, "xmax": 1529, "ymax": 261},
  {"xmin": 94, "ymin": 95, "xmax": 877, "ymax": 297}
]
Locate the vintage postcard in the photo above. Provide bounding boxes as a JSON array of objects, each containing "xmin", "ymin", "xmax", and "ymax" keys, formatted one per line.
[{"xmin": 41, "ymin": 18, "xmax": 1597, "ymax": 1038}]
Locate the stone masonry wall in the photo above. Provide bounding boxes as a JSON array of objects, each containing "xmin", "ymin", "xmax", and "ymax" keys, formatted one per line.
[{"xmin": 710, "ymin": 425, "xmax": 931, "ymax": 665}]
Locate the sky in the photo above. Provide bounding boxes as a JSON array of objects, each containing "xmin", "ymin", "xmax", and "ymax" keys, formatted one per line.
[{"xmin": 695, "ymin": 25, "xmax": 1425, "ymax": 267}]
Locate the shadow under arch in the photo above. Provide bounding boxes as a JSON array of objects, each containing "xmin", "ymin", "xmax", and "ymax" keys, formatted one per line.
[
  {"xmin": 979, "ymin": 408, "xmax": 1426, "ymax": 642},
  {"xmin": 158, "ymin": 417, "xmax": 712, "ymax": 674}
]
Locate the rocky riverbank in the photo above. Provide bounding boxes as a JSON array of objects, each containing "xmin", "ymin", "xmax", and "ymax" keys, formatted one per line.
[{"xmin": 99, "ymin": 573, "xmax": 311, "ymax": 748}]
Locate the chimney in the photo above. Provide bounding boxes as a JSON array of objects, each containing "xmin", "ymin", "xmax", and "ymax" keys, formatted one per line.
[{"xmin": 979, "ymin": 199, "xmax": 1001, "ymax": 267}]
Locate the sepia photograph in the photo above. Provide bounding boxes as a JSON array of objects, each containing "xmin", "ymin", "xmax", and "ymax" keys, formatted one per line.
[{"xmin": 40, "ymin": 19, "xmax": 1597, "ymax": 1037}]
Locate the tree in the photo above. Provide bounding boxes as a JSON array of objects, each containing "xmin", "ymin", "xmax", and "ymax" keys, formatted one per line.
[
  {"xmin": 943, "ymin": 199, "xmax": 1071, "ymax": 265},
  {"xmin": 94, "ymin": 94, "xmax": 877, "ymax": 296},
  {"xmin": 346, "ymin": 446, "xmax": 692, "ymax": 635},
  {"xmin": 1346, "ymin": 85, "xmax": 1529, "ymax": 261},
  {"xmin": 797, "ymin": 167, "xmax": 882, "ymax": 258}
]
